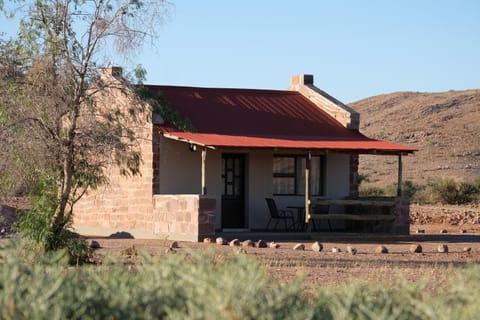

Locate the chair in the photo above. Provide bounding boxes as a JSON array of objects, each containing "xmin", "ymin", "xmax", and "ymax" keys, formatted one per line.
[{"xmin": 265, "ymin": 198, "xmax": 295, "ymax": 231}]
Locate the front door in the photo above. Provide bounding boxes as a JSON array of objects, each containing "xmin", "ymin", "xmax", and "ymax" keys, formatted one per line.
[{"xmin": 221, "ymin": 154, "xmax": 246, "ymax": 229}]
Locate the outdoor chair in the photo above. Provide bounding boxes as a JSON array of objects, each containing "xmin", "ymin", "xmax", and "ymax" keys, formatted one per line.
[{"xmin": 265, "ymin": 198, "xmax": 296, "ymax": 231}]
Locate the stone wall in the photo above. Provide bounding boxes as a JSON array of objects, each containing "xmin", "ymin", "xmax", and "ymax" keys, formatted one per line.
[
  {"xmin": 153, "ymin": 195, "xmax": 216, "ymax": 241},
  {"xmin": 393, "ymin": 197, "xmax": 410, "ymax": 234},
  {"xmin": 73, "ymin": 68, "xmax": 156, "ymax": 237}
]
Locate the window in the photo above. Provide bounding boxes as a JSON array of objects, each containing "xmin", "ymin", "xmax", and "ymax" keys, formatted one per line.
[{"xmin": 273, "ymin": 155, "xmax": 325, "ymax": 195}]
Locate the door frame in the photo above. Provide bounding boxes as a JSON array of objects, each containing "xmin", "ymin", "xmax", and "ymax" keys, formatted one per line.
[{"xmin": 221, "ymin": 153, "xmax": 248, "ymax": 230}]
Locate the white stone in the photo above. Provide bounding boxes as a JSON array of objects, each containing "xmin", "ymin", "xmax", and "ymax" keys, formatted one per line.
[
  {"xmin": 293, "ymin": 243, "xmax": 305, "ymax": 251},
  {"xmin": 311, "ymin": 241, "xmax": 323, "ymax": 252}
]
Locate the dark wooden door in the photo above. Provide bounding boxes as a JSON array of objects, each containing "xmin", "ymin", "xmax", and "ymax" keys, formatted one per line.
[{"xmin": 221, "ymin": 154, "xmax": 245, "ymax": 228}]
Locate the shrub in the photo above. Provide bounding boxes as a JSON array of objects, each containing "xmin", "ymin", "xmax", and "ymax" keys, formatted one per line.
[
  {"xmin": 2, "ymin": 239, "xmax": 480, "ymax": 319},
  {"xmin": 385, "ymin": 180, "xmax": 424, "ymax": 198},
  {"xmin": 427, "ymin": 177, "xmax": 479, "ymax": 204},
  {"xmin": 17, "ymin": 173, "xmax": 92, "ymax": 264},
  {"xmin": 359, "ymin": 185, "xmax": 385, "ymax": 197},
  {"xmin": 0, "ymin": 240, "xmax": 310, "ymax": 320}
]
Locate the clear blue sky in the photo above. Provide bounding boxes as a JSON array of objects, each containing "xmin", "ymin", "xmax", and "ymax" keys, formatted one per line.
[{"xmin": 2, "ymin": 1, "xmax": 480, "ymax": 103}]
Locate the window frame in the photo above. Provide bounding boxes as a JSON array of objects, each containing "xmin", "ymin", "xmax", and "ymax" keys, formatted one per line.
[{"xmin": 273, "ymin": 154, "xmax": 325, "ymax": 196}]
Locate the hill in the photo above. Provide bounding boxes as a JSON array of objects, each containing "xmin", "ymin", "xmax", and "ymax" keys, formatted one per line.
[{"xmin": 350, "ymin": 90, "xmax": 480, "ymax": 187}]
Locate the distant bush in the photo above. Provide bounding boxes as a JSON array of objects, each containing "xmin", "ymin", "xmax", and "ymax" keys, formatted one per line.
[
  {"xmin": 359, "ymin": 178, "xmax": 479, "ymax": 205},
  {"xmin": 385, "ymin": 180, "xmax": 424, "ymax": 199},
  {"xmin": 359, "ymin": 185, "xmax": 385, "ymax": 197},
  {"xmin": 425, "ymin": 177, "xmax": 479, "ymax": 204}
]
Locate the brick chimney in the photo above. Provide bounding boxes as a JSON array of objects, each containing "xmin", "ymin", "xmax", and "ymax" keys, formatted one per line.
[
  {"xmin": 288, "ymin": 74, "xmax": 360, "ymax": 130},
  {"xmin": 101, "ymin": 66, "xmax": 123, "ymax": 79}
]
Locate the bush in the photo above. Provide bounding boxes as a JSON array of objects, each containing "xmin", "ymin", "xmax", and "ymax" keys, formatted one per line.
[
  {"xmin": 385, "ymin": 180, "xmax": 424, "ymax": 198},
  {"xmin": 2, "ymin": 239, "xmax": 480, "ymax": 319},
  {"xmin": 359, "ymin": 185, "xmax": 385, "ymax": 197},
  {"xmin": 0, "ymin": 240, "xmax": 310, "ymax": 320},
  {"xmin": 427, "ymin": 177, "xmax": 479, "ymax": 204},
  {"xmin": 17, "ymin": 173, "xmax": 92, "ymax": 264}
]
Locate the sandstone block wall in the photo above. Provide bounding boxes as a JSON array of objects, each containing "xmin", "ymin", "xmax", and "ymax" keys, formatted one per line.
[{"xmin": 153, "ymin": 195, "xmax": 216, "ymax": 241}]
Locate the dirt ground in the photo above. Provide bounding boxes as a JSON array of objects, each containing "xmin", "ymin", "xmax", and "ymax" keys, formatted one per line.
[
  {"xmin": 90, "ymin": 204, "xmax": 480, "ymax": 291},
  {"xmin": 91, "ymin": 231, "xmax": 480, "ymax": 291}
]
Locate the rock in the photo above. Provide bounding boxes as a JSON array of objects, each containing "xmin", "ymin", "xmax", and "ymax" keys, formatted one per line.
[
  {"xmin": 215, "ymin": 237, "xmax": 226, "ymax": 245},
  {"xmin": 88, "ymin": 240, "xmax": 101, "ymax": 249},
  {"xmin": 311, "ymin": 241, "xmax": 323, "ymax": 252},
  {"xmin": 437, "ymin": 244, "xmax": 449, "ymax": 253},
  {"xmin": 459, "ymin": 229, "xmax": 467, "ymax": 234},
  {"xmin": 331, "ymin": 247, "xmax": 341, "ymax": 253},
  {"xmin": 256, "ymin": 240, "xmax": 267, "ymax": 248},
  {"xmin": 269, "ymin": 242, "xmax": 280, "ymax": 249},
  {"xmin": 203, "ymin": 237, "xmax": 212, "ymax": 244},
  {"xmin": 242, "ymin": 240, "xmax": 254, "ymax": 247},
  {"xmin": 346, "ymin": 245, "xmax": 357, "ymax": 255},
  {"xmin": 409, "ymin": 244, "xmax": 422, "ymax": 253},
  {"xmin": 463, "ymin": 247, "xmax": 472, "ymax": 252},
  {"xmin": 293, "ymin": 243, "xmax": 305, "ymax": 251},
  {"xmin": 229, "ymin": 239, "xmax": 240, "ymax": 246},
  {"xmin": 164, "ymin": 247, "xmax": 176, "ymax": 254},
  {"xmin": 375, "ymin": 245, "xmax": 388, "ymax": 254},
  {"xmin": 169, "ymin": 241, "xmax": 179, "ymax": 249},
  {"xmin": 415, "ymin": 229, "xmax": 425, "ymax": 234},
  {"xmin": 440, "ymin": 229, "xmax": 448, "ymax": 234}
]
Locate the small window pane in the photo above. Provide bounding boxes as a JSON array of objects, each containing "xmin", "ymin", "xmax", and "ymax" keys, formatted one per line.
[
  {"xmin": 227, "ymin": 184, "xmax": 233, "ymax": 195},
  {"xmin": 273, "ymin": 157, "xmax": 295, "ymax": 174},
  {"xmin": 273, "ymin": 177, "xmax": 295, "ymax": 194},
  {"xmin": 234, "ymin": 179, "xmax": 240, "ymax": 196},
  {"xmin": 226, "ymin": 159, "xmax": 233, "ymax": 170},
  {"xmin": 234, "ymin": 159, "xmax": 240, "ymax": 175},
  {"xmin": 311, "ymin": 157, "xmax": 321, "ymax": 195}
]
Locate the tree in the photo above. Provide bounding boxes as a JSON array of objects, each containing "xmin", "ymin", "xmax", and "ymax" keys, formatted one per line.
[{"xmin": 0, "ymin": 0, "xmax": 170, "ymax": 251}]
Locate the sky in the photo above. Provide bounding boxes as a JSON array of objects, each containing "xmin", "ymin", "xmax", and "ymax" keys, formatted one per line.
[{"xmin": 2, "ymin": 0, "xmax": 480, "ymax": 103}]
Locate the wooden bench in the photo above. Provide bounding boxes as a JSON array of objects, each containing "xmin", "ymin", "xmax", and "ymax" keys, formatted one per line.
[
  {"xmin": 309, "ymin": 198, "xmax": 397, "ymax": 231},
  {"xmin": 310, "ymin": 213, "xmax": 395, "ymax": 222}
]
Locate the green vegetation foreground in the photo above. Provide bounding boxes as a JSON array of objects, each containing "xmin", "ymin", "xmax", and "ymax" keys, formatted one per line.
[{"xmin": 1, "ymin": 239, "xmax": 479, "ymax": 320}]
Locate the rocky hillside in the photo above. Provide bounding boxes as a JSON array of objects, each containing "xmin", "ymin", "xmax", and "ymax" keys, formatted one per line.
[{"xmin": 350, "ymin": 90, "xmax": 480, "ymax": 187}]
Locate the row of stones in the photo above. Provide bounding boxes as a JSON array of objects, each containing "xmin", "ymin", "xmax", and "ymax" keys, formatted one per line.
[
  {"xmin": 415, "ymin": 228, "xmax": 469, "ymax": 234},
  {"xmin": 200, "ymin": 237, "xmax": 472, "ymax": 255}
]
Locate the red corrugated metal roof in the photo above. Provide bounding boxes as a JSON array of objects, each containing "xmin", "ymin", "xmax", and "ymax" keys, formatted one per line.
[{"xmin": 146, "ymin": 85, "xmax": 416, "ymax": 154}]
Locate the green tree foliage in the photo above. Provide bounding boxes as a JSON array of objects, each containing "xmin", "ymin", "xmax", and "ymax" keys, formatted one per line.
[{"xmin": 0, "ymin": 0, "xmax": 170, "ymax": 251}]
